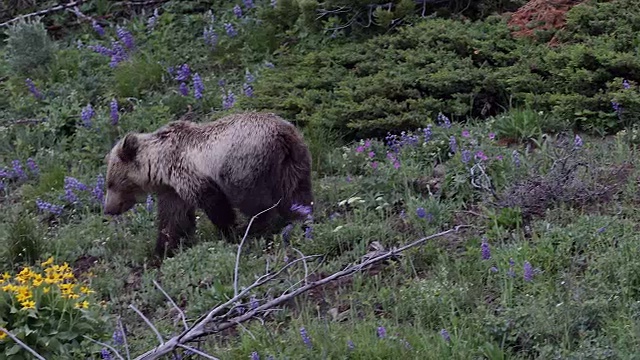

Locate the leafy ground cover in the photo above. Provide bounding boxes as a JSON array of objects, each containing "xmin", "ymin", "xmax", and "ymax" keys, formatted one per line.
[{"xmin": 1, "ymin": 0, "xmax": 640, "ymax": 359}]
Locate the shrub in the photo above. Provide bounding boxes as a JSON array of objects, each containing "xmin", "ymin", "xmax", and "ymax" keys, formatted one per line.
[{"xmin": 3, "ymin": 18, "xmax": 55, "ymax": 76}]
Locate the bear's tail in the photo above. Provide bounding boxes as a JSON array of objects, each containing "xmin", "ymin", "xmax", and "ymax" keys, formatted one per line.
[{"xmin": 277, "ymin": 127, "xmax": 314, "ymax": 218}]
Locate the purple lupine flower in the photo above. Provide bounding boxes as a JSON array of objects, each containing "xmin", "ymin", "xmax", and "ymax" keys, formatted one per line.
[
  {"xmin": 224, "ymin": 23, "xmax": 237, "ymax": 37},
  {"xmin": 233, "ymin": 4, "xmax": 243, "ymax": 18},
  {"xmin": 399, "ymin": 338, "xmax": 412, "ymax": 349},
  {"xmin": 423, "ymin": 124, "xmax": 432, "ymax": 143},
  {"xmin": 371, "ymin": 161, "xmax": 379, "ymax": 169},
  {"xmin": 147, "ymin": 8, "xmax": 159, "ymax": 30},
  {"xmin": 377, "ymin": 326, "xmax": 386, "ymax": 339},
  {"xmin": 81, "ymin": 104, "xmax": 94, "ymax": 127},
  {"xmin": 461, "ymin": 129, "xmax": 470, "ymax": 138},
  {"xmin": 25, "ymin": 78, "xmax": 43, "ymax": 100},
  {"xmin": 523, "ymin": 261, "xmax": 534, "ymax": 282},
  {"xmin": 88, "ymin": 44, "xmax": 113, "ymax": 57},
  {"xmin": 179, "ymin": 82, "xmax": 189, "ymax": 96},
  {"xmin": 300, "ymin": 327, "xmax": 312, "ymax": 348},
  {"xmin": 193, "ymin": 73, "xmax": 204, "ymax": 100},
  {"xmin": 101, "ymin": 348, "xmax": 111, "ymax": 360},
  {"xmin": 145, "ymin": 195, "xmax": 153, "ymax": 212},
  {"xmin": 271, "ymin": 0, "xmax": 277, "ymax": 7},
  {"xmin": 449, "ymin": 136, "xmax": 457, "ymax": 153},
  {"xmin": 512, "ymin": 150, "xmax": 520, "ymax": 168},
  {"xmin": 489, "ymin": 132, "xmax": 496, "ymax": 140},
  {"xmin": 440, "ymin": 329, "xmax": 451, "ymax": 342},
  {"xmin": 243, "ymin": 83, "xmax": 254, "ymax": 97},
  {"xmin": 623, "ymin": 79, "xmax": 631, "ymax": 89},
  {"xmin": 574, "ymin": 134, "xmax": 583, "ymax": 148},
  {"xmin": 250, "ymin": 352, "xmax": 259, "ymax": 360},
  {"xmin": 508, "ymin": 258, "xmax": 516, "ymax": 278},
  {"xmin": 110, "ymin": 98, "xmax": 119, "ymax": 125},
  {"xmin": 437, "ymin": 112, "xmax": 451, "ymax": 128},
  {"xmin": 490, "ymin": 266, "xmax": 498, "ymax": 273},
  {"xmin": 26, "ymin": 158, "xmax": 38, "ymax": 176},
  {"xmin": 612, "ymin": 101, "xmax": 623, "ymax": 117},
  {"xmin": 113, "ymin": 329, "xmax": 124, "ymax": 345},
  {"xmin": 109, "ymin": 41, "xmax": 128, "ymax": 68},
  {"xmin": 36, "ymin": 199, "xmax": 64, "ymax": 216},
  {"xmin": 416, "ymin": 207, "xmax": 426, "ymax": 218},
  {"xmin": 244, "ymin": 0, "xmax": 255, "ymax": 9},
  {"xmin": 250, "ymin": 295, "xmax": 259, "ymax": 310},
  {"xmin": 92, "ymin": 174, "xmax": 105, "ymax": 205},
  {"xmin": 282, "ymin": 224, "xmax": 293, "ymax": 242},
  {"xmin": 223, "ymin": 90, "xmax": 236, "ymax": 109},
  {"xmin": 176, "ymin": 64, "xmax": 191, "ymax": 82},
  {"xmin": 12, "ymin": 160, "xmax": 27, "ymax": 180},
  {"xmin": 0, "ymin": 167, "xmax": 9, "ymax": 179},
  {"xmin": 475, "ymin": 151, "xmax": 488, "ymax": 162},
  {"xmin": 481, "ymin": 236, "xmax": 490, "ymax": 260},
  {"xmin": 304, "ymin": 226, "xmax": 313, "ymax": 239},
  {"xmin": 92, "ymin": 21, "xmax": 105, "ymax": 37},
  {"xmin": 218, "ymin": 79, "xmax": 226, "ymax": 87},
  {"xmin": 291, "ymin": 203, "xmax": 312, "ymax": 217},
  {"xmin": 116, "ymin": 26, "xmax": 135, "ymax": 49},
  {"xmin": 461, "ymin": 150, "xmax": 471, "ymax": 163},
  {"xmin": 597, "ymin": 226, "xmax": 606, "ymax": 233},
  {"xmin": 245, "ymin": 71, "xmax": 256, "ymax": 83},
  {"xmin": 203, "ymin": 26, "xmax": 218, "ymax": 49}
]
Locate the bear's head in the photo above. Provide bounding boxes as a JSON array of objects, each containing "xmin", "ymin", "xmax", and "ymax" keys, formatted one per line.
[{"xmin": 104, "ymin": 133, "xmax": 148, "ymax": 215}]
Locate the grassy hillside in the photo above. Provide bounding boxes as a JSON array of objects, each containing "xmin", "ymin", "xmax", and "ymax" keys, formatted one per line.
[{"xmin": 1, "ymin": 0, "xmax": 640, "ymax": 359}]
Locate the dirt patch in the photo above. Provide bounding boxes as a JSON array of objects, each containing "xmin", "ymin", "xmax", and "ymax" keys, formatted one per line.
[
  {"xmin": 72, "ymin": 255, "xmax": 100, "ymax": 279},
  {"xmin": 507, "ymin": 0, "xmax": 585, "ymax": 45}
]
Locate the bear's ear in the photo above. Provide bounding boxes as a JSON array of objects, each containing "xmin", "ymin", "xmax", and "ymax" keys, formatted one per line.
[{"xmin": 118, "ymin": 133, "xmax": 139, "ymax": 163}]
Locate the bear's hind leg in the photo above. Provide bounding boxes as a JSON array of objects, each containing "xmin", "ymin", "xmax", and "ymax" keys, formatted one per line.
[
  {"xmin": 156, "ymin": 189, "xmax": 197, "ymax": 258},
  {"xmin": 197, "ymin": 178, "xmax": 237, "ymax": 242}
]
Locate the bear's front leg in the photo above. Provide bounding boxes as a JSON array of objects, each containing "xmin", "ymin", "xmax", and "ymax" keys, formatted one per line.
[{"xmin": 155, "ymin": 189, "xmax": 197, "ymax": 258}]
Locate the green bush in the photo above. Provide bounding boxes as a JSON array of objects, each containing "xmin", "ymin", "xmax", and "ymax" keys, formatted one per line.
[
  {"xmin": 244, "ymin": 4, "xmax": 640, "ymax": 140},
  {"xmin": 3, "ymin": 18, "xmax": 55, "ymax": 76}
]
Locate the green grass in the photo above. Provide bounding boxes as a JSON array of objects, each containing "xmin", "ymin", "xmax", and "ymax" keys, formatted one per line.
[{"xmin": 1, "ymin": 1, "xmax": 640, "ymax": 359}]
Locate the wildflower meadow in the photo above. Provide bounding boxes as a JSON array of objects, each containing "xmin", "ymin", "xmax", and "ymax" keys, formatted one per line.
[{"xmin": 1, "ymin": 0, "xmax": 640, "ymax": 359}]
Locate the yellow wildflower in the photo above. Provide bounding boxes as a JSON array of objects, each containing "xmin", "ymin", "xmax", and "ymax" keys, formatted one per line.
[
  {"xmin": 0, "ymin": 331, "xmax": 6, "ymax": 340},
  {"xmin": 16, "ymin": 291, "xmax": 33, "ymax": 303},
  {"xmin": 41, "ymin": 256, "xmax": 54, "ymax": 267},
  {"xmin": 80, "ymin": 286, "xmax": 95, "ymax": 295},
  {"xmin": 1, "ymin": 272, "xmax": 11, "ymax": 281},
  {"xmin": 75, "ymin": 300, "xmax": 89, "ymax": 309},
  {"xmin": 2, "ymin": 283, "xmax": 16, "ymax": 292},
  {"xmin": 43, "ymin": 287, "xmax": 50, "ymax": 294},
  {"xmin": 20, "ymin": 300, "xmax": 36, "ymax": 310}
]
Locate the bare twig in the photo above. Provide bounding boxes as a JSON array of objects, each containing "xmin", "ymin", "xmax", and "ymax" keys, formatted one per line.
[
  {"xmin": 0, "ymin": 328, "xmax": 46, "ymax": 360},
  {"xmin": 133, "ymin": 225, "xmax": 469, "ymax": 360},
  {"xmin": 153, "ymin": 280, "xmax": 189, "ymax": 331},
  {"xmin": 129, "ymin": 304, "xmax": 164, "ymax": 345},
  {"xmin": 118, "ymin": 316, "xmax": 132, "ymax": 360},
  {"xmin": 291, "ymin": 247, "xmax": 309, "ymax": 285},
  {"xmin": 234, "ymin": 199, "xmax": 282, "ymax": 297},
  {"xmin": 176, "ymin": 344, "xmax": 220, "ymax": 360},
  {"xmin": 82, "ymin": 335, "xmax": 126, "ymax": 360},
  {"xmin": 0, "ymin": 1, "xmax": 85, "ymax": 27}
]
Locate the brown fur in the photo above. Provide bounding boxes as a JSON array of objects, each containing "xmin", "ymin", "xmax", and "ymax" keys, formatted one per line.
[{"xmin": 103, "ymin": 112, "xmax": 314, "ymax": 257}]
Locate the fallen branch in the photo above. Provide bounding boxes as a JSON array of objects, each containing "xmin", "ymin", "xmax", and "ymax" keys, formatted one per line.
[
  {"xmin": 0, "ymin": 328, "xmax": 47, "ymax": 360},
  {"xmin": 132, "ymin": 224, "xmax": 470, "ymax": 359},
  {"xmin": 0, "ymin": 1, "xmax": 85, "ymax": 27}
]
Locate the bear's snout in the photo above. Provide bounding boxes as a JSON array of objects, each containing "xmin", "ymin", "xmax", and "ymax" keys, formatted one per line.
[{"xmin": 104, "ymin": 191, "xmax": 137, "ymax": 216}]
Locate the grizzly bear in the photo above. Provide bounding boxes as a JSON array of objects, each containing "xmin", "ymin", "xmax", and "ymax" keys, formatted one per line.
[{"xmin": 103, "ymin": 111, "xmax": 314, "ymax": 257}]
